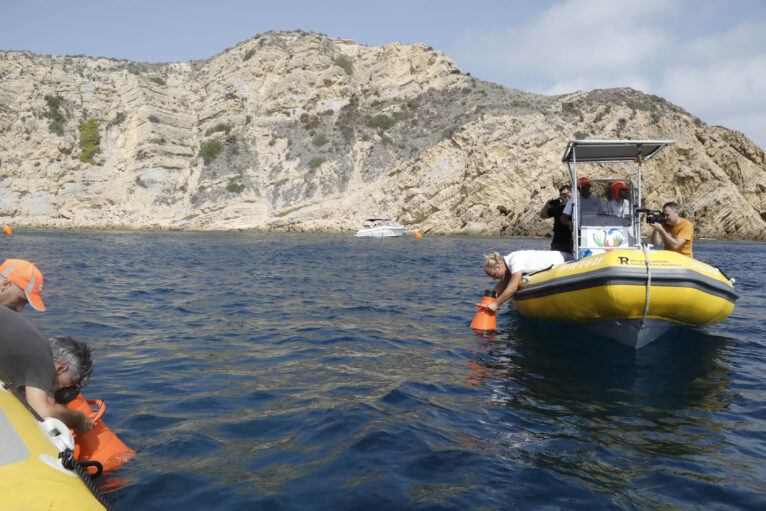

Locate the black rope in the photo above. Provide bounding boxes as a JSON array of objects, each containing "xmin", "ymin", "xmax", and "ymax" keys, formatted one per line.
[
  {"xmin": 59, "ymin": 450, "xmax": 114, "ymax": 510},
  {"xmin": 716, "ymin": 266, "xmax": 734, "ymax": 283},
  {"xmin": 2, "ymin": 382, "xmax": 116, "ymax": 510}
]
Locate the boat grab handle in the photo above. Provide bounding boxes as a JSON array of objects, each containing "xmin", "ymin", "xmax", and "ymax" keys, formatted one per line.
[{"xmin": 86, "ymin": 399, "xmax": 106, "ymax": 423}]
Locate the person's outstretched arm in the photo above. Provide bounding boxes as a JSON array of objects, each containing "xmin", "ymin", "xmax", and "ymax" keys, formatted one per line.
[
  {"xmin": 25, "ymin": 386, "xmax": 95, "ymax": 433},
  {"xmin": 488, "ymin": 271, "xmax": 522, "ymax": 311}
]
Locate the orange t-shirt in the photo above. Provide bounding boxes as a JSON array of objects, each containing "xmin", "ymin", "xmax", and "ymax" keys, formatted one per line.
[{"xmin": 662, "ymin": 218, "xmax": 693, "ymax": 258}]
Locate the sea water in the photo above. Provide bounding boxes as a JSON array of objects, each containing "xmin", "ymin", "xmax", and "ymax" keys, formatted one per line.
[{"xmin": 8, "ymin": 231, "xmax": 766, "ymax": 510}]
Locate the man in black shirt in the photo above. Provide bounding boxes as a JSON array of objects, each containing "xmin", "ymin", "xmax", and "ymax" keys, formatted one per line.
[{"xmin": 540, "ymin": 184, "xmax": 573, "ymax": 253}]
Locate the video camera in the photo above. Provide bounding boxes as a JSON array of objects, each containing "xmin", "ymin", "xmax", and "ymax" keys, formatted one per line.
[{"xmin": 636, "ymin": 208, "xmax": 665, "ymax": 224}]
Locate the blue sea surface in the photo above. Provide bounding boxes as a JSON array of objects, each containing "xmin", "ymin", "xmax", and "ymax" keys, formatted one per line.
[{"xmin": 7, "ymin": 231, "xmax": 766, "ymax": 510}]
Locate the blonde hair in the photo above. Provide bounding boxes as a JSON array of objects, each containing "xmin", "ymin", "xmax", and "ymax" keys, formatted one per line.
[{"xmin": 483, "ymin": 252, "xmax": 504, "ymax": 269}]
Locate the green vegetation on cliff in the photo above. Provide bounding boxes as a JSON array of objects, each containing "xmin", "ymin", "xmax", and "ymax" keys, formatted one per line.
[
  {"xmin": 77, "ymin": 118, "xmax": 100, "ymax": 164},
  {"xmin": 44, "ymin": 95, "xmax": 66, "ymax": 136},
  {"xmin": 206, "ymin": 123, "xmax": 232, "ymax": 136},
  {"xmin": 334, "ymin": 54, "xmax": 353, "ymax": 75},
  {"xmin": 199, "ymin": 139, "xmax": 224, "ymax": 163}
]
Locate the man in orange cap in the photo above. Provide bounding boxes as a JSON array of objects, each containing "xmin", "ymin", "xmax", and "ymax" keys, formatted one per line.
[
  {"xmin": 0, "ymin": 259, "xmax": 46, "ymax": 312},
  {"xmin": 0, "ymin": 259, "xmax": 94, "ymax": 431}
]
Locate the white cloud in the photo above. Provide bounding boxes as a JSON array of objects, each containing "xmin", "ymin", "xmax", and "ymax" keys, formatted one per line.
[
  {"xmin": 449, "ymin": 0, "xmax": 766, "ymax": 149},
  {"xmin": 660, "ymin": 56, "xmax": 766, "ymax": 115},
  {"xmin": 713, "ymin": 112, "xmax": 766, "ymax": 145},
  {"xmin": 452, "ymin": 0, "xmax": 678, "ymax": 79}
]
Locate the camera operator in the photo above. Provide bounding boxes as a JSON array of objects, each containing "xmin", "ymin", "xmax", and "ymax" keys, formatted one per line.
[
  {"xmin": 650, "ymin": 201, "xmax": 693, "ymax": 258},
  {"xmin": 540, "ymin": 185, "xmax": 573, "ymax": 253}
]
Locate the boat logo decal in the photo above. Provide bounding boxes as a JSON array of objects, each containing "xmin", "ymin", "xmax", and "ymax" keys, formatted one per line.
[{"xmin": 592, "ymin": 228, "xmax": 625, "ymax": 248}]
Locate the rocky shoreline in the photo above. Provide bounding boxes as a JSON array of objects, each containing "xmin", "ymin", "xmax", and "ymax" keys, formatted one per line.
[{"xmin": 1, "ymin": 31, "xmax": 764, "ymax": 240}]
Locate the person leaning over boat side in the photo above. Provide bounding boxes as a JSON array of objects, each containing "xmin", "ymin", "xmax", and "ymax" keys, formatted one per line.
[
  {"xmin": 540, "ymin": 184, "xmax": 573, "ymax": 253},
  {"xmin": 483, "ymin": 250, "xmax": 571, "ymax": 311},
  {"xmin": 0, "ymin": 306, "xmax": 95, "ymax": 433},
  {"xmin": 650, "ymin": 202, "xmax": 693, "ymax": 258},
  {"xmin": 48, "ymin": 335, "xmax": 94, "ymax": 403},
  {"xmin": 560, "ymin": 177, "xmax": 604, "ymax": 230},
  {"xmin": 0, "ymin": 259, "xmax": 46, "ymax": 312}
]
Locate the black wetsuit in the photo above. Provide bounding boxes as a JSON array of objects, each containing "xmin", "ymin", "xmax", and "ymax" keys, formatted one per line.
[{"xmin": 546, "ymin": 202, "xmax": 573, "ymax": 253}]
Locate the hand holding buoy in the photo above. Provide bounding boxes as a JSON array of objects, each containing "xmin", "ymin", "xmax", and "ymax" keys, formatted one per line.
[{"xmin": 470, "ymin": 290, "xmax": 497, "ymax": 330}]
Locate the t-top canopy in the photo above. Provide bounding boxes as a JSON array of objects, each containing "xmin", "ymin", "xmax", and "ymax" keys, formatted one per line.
[{"xmin": 562, "ymin": 139, "xmax": 676, "ymax": 164}]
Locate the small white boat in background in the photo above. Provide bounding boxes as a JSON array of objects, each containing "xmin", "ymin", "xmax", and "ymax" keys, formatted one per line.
[{"xmin": 354, "ymin": 218, "xmax": 407, "ymax": 237}]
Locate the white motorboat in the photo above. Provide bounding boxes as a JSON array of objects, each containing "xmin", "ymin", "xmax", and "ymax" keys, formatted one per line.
[{"xmin": 354, "ymin": 218, "xmax": 407, "ymax": 237}]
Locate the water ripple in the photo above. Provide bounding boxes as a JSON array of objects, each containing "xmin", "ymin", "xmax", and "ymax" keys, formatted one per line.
[{"xmin": 7, "ymin": 231, "xmax": 764, "ymax": 510}]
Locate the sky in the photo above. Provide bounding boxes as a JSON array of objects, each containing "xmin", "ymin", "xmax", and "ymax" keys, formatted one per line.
[{"xmin": 1, "ymin": 0, "xmax": 764, "ymax": 150}]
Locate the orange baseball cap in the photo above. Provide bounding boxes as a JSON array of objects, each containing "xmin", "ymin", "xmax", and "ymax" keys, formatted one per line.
[
  {"xmin": 610, "ymin": 181, "xmax": 629, "ymax": 199},
  {"xmin": 0, "ymin": 259, "xmax": 45, "ymax": 311},
  {"xmin": 577, "ymin": 177, "xmax": 591, "ymax": 186}
]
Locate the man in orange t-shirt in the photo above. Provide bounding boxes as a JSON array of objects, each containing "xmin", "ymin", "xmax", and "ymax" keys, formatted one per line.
[{"xmin": 650, "ymin": 202, "xmax": 693, "ymax": 258}]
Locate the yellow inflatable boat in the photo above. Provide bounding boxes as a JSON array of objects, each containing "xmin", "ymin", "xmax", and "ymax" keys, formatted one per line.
[
  {"xmin": 513, "ymin": 140, "xmax": 739, "ymax": 348},
  {"xmin": 515, "ymin": 249, "xmax": 738, "ymax": 348},
  {"xmin": 0, "ymin": 383, "xmax": 108, "ymax": 510}
]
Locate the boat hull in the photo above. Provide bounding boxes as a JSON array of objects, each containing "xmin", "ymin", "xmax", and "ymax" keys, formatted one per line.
[
  {"xmin": 354, "ymin": 226, "xmax": 406, "ymax": 237},
  {"xmin": 514, "ymin": 249, "xmax": 738, "ymax": 349}
]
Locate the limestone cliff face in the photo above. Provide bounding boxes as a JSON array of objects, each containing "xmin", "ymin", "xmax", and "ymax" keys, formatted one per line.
[{"xmin": 1, "ymin": 31, "xmax": 764, "ymax": 239}]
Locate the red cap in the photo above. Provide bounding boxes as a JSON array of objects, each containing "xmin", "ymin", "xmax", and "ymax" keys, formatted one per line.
[
  {"xmin": 577, "ymin": 177, "xmax": 591, "ymax": 187},
  {"xmin": 610, "ymin": 181, "xmax": 629, "ymax": 199},
  {"xmin": 0, "ymin": 259, "xmax": 45, "ymax": 311}
]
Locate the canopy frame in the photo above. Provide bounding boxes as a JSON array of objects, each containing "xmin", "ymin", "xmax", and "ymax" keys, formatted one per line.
[{"xmin": 563, "ymin": 139, "xmax": 676, "ymax": 258}]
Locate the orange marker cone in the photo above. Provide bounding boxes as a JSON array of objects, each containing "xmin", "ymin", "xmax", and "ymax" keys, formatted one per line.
[
  {"xmin": 470, "ymin": 290, "xmax": 497, "ymax": 330},
  {"xmin": 66, "ymin": 391, "xmax": 135, "ymax": 472},
  {"xmin": 3, "ymin": 224, "xmax": 12, "ymax": 235}
]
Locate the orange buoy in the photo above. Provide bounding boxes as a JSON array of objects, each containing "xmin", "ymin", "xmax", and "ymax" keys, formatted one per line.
[
  {"xmin": 470, "ymin": 290, "xmax": 497, "ymax": 330},
  {"xmin": 3, "ymin": 224, "xmax": 12, "ymax": 235},
  {"xmin": 66, "ymin": 391, "xmax": 135, "ymax": 472},
  {"xmin": 413, "ymin": 231, "xmax": 422, "ymax": 239}
]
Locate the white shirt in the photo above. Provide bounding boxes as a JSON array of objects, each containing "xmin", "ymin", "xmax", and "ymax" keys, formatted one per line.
[
  {"xmin": 504, "ymin": 250, "xmax": 569, "ymax": 275},
  {"xmin": 562, "ymin": 194, "xmax": 604, "ymax": 217},
  {"xmin": 603, "ymin": 199, "xmax": 631, "ymax": 218}
]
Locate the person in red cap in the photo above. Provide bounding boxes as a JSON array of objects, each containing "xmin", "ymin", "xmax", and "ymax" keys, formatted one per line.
[
  {"xmin": 604, "ymin": 181, "xmax": 631, "ymax": 218},
  {"xmin": 560, "ymin": 177, "xmax": 604, "ymax": 230},
  {"xmin": 0, "ymin": 259, "xmax": 46, "ymax": 312}
]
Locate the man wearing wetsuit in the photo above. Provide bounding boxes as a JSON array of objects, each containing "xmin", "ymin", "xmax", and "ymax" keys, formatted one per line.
[{"xmin": 540, "ymin": 184, "xmax": 573, "ymax": 253}]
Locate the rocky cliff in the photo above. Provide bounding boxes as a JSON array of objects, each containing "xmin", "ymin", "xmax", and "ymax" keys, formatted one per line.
[{"xmin": 1, "ymin": 31, "xmax": 764, "ymax": 239}]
